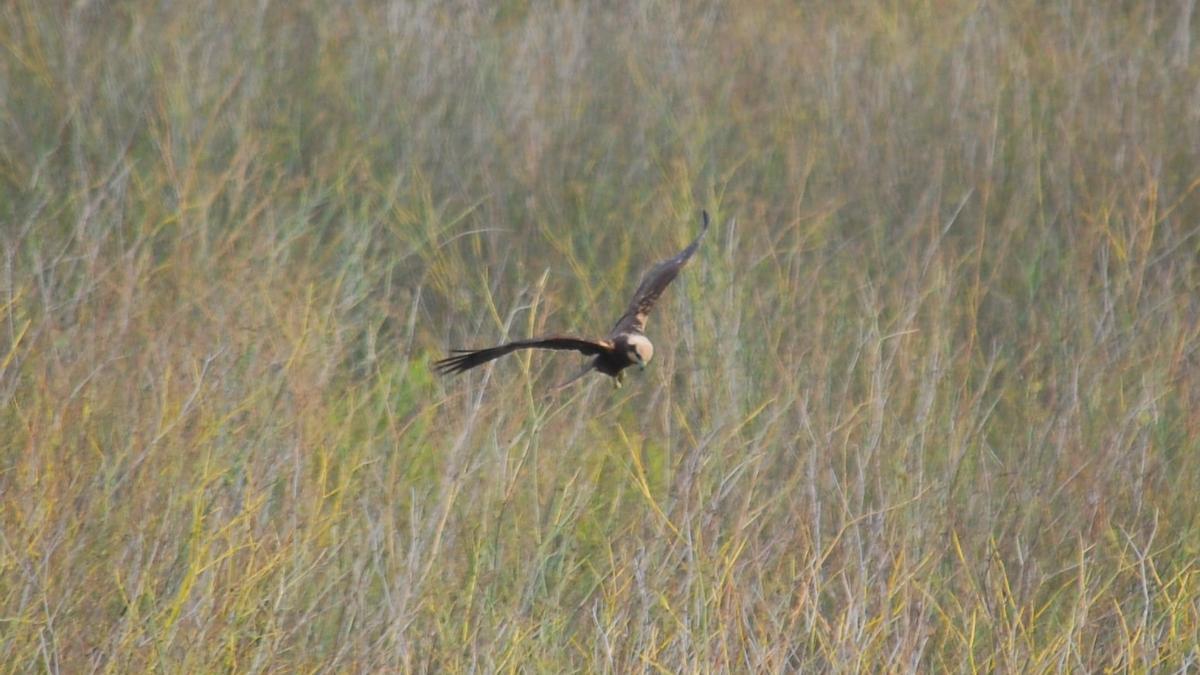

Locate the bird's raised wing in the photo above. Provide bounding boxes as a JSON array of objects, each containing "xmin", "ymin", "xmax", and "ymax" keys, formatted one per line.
[
  {"xmin": 434, "ymin": 335, "xmax": 614, "ymax": 375},
  {"xmin": 609, "ymin": 211, "xmax": 709, "ymax": 336}
]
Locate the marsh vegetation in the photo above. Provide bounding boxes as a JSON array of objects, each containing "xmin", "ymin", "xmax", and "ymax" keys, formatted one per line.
[{"xmin": 3, "ymin": 1, "xmax": 1200, "ymax": 670}]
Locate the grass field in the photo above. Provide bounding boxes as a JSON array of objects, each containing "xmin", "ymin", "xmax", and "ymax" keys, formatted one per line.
[{"xmin": 3, "ymin": 0, "xmax": 1200, "ymax": 671}]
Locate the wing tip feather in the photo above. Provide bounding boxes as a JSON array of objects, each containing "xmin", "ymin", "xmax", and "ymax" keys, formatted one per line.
[{"xmin": 433, "ymin": 351, "xmax": 473, "ymax": 375}]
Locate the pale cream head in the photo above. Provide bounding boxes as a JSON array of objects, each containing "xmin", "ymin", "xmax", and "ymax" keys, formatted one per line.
[{"xmin": 627, "ymin": 334, "xmax": 654, "ymax": 367}]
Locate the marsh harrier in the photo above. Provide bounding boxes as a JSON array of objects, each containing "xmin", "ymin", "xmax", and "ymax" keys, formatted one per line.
[{"xmin": 435, "ymin": 211, "xmax": 709, "ymax": 387}]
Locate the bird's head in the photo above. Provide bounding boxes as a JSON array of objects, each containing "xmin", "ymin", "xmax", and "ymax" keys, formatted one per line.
[{"xmin": 626, "ymin": 334, "xmax": 654, "ymax": 370}]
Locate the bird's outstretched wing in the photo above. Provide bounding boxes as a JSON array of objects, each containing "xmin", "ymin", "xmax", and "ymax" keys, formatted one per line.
[
  {"xmin": 434, "ymin": 335, "xmax": 613, "ymax": 375},
  {"xmin": 609, "ymin": 210, "xmax": 709, "ymax": 336}
]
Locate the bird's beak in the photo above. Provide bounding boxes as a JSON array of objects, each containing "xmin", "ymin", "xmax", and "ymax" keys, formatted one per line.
[{"xmin": 639, "ymin": 360, "xmax": 646, "ymax": 371}]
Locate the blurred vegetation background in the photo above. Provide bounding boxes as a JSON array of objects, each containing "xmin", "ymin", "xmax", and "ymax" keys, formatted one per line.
[{"xmin": 2, "ymin": 0, "xmax": 1199, "ymax": 671}]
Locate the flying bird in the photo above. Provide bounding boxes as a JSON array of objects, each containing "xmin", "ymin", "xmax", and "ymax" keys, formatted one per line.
[{"xmin": 435, "ymin": 211, "xmax": 709, "ymax": 387}]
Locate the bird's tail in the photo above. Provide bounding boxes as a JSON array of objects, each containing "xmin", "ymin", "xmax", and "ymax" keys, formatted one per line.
[{"xmin": 554, "ymin": 361, "xmax": 595, "ymax": 390}]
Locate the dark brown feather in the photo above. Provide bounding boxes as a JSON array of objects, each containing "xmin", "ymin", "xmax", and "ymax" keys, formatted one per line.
[
  {"xmin": 609, "ymin": 210, "xmax": 709, "ymax": 336},
  {"xmin": 434, "ymin": 336, "xmax": 614, "ymax": 375}
]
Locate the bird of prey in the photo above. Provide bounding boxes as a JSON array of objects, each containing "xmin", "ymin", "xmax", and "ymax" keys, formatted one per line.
[{"xmin": 435, "ymin": 211, "xmax": 709, "ymax": 387}]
